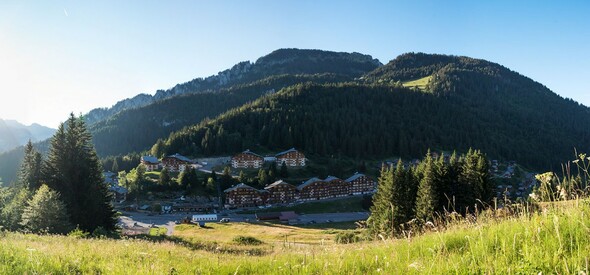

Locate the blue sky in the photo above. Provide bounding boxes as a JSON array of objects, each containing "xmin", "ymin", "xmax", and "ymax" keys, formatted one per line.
[{"xmin": 0, "ymin": 1, "xmax": 588, "ymax": 127}]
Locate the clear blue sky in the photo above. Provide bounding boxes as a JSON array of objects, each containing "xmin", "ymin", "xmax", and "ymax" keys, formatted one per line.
[{"xmin": 1, "ymin": 1, "xmax": 588, "ymax": 128}]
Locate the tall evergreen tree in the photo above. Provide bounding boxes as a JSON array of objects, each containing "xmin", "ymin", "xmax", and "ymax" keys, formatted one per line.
[
  {"xmin": 159, "ymin": 167, "xmax": 171, "ymax": 186},
  {"xmin": 178, "ymin": 167, "xmax": 198, "ymax": 191},
  {"xmin": 19, "ymin": 140, "xmax": 43, "ymax": 190},
  {"xmin": 459, "ymin": 149, "xmax": 492, "ymax": 210},
  {"xmin": 415, "ymin": 151, "xmax": 437, "ymax": 223},
  {"xmin": 42, "ymin": 114, "xmax": 117, "ymax": 232},
  {"xmin": 368, "ymin": 167, "xmax": 395, "ymax": 237}
]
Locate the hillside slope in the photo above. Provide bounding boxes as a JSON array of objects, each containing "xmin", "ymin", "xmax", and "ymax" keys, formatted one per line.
[
  {"xmin": 89, "ymin": 73, "xmax": 351, "ymax": 157},
  {"xmin": 85, "ymin": 49, "xmax": 381, "ymax": 125},
  {"xmin": 1, "ymin": 202, "xmax": 588, "ymax": 273},
  {"xmin": 154, "ymin": 53, "xmax": 590, "ymax": 170}
]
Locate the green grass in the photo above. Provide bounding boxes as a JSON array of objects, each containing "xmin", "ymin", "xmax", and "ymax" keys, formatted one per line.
[
  {"xmin": 402, "ymin": 76, "xmax": 432, "ymax": 91},
  {"xmin": 2, "ymin": 201, "xmax": 590, "ymax": 273},
  {"xmin": 148, "ymin": 227, "xmax": 168, "ymax": 236}
]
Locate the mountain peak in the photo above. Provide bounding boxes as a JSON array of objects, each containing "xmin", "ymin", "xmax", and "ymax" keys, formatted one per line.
[{"xmin": 84, "ymin": 48, "xmax": 382, "ymax": 125}]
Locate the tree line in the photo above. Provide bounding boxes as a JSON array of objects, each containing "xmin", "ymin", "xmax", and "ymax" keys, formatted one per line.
[
  {"xmin": 368, "ymin": 149, "xmax": 493, "ymax": 238},
  {"xmin": 153, "ymin": 80, "xmax": 590, "ymax": 171},
  {"xmin": 0, "ymin": 115, "xmax": 116, "ymax": 234}
]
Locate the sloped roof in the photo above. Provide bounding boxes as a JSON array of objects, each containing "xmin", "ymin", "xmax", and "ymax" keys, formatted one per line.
[
  {"xmin": 297, "ymin": 177, "xmax": 322, "ymax": 190},
  {"xmin": 224, "ymin": 183, "xmax": 258, "ymax": 193},
  {"xmin": 275, "ymin": 148, "xmax": 300, "ymax": 157},
  {"xmin": 237, "ymin": 149, "xmax": 263, "ymax": 158},
  {"xmin": 165, "ymin": 153, "xmax": 193, "ymax": 163},
  {"xmin": 264, "ymin": 180, "xmax": 295, "ymax": 190},
  {"xmin": 344, "ymin": 173, "xmax": 367, "ymax": 183},
  {"xmin": 323, "ymin": 176, "xmax": 341, "ymax": 182},
  {"xmin": 141, "ymin": 155, "xmax": 159, "ymax": 164},
  {"xmin": 109, "ymin": 185, "xmax": 128, "ymax": 194}
]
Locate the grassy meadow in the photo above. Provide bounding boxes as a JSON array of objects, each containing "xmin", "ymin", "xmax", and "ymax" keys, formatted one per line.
[
  {"xmin": 2, "ymin": 201, "xmax": 590, "ymax": 274},
  {"xmin": 402, "ymin": 76, "xmax": 432, "ymax": 91}
]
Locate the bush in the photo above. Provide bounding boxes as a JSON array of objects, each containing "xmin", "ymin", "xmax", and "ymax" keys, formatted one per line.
[
  {"xmin": 232, "ymin": 235, "xmax": 263, "ymax": 246},
  {"xmin": 334, "ymin": 231, "xmax": 360, "ymax": 244},
  {"xmin": 68, "ymin": 227, "xmax": 89, "ymax": 238}
]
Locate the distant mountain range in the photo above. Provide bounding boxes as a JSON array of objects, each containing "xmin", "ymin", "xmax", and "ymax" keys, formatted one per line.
[
  {"xmin": 1, "ymin": 48, "xmax": 589, "ymax": 184},
  {"xmin": 0, "ymin": 119, "xmax": 55, "ymax": 154}
]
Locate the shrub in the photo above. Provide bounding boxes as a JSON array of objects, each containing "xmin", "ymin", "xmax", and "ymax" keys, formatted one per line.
[
  {"xmin": 232, "ymin": 235, "xmax": 263, "ymax": 246},
  {"xmin": 68, "ymin": 226, "xmax": 89, "ymax": 238},
  {"xmin": 334, "ymin": 231, "xmax": 360, "ymax": 244}
]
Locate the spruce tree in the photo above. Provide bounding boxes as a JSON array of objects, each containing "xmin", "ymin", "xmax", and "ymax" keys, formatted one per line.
[
  {"xmin": 159, "ymin": 168, "xmax": 171, "ymax": 186},
  {"xmin": 390, "ymin": 160, "xmax": 409, "ymax": 231},
  {"xmin": 403, "ymin": 166, "xmax": 418, "ymax": 221},
  {"xmin": 19, "ymin": 140, "xmax": 43, "ymax": 190},
  {"xmin": 178, "ymin": 167, "xmax": 198, "ymax": 191},
  {"xmin": 368, "ymin": 167, "xmax": 394, "ymax": 237},
  {"xmin": 42, "ymin": 114, "xmax": 117, "ymax": 232},
  {"xmin": 415, "ymin": 151, "xmax": 437, "ymax": 223},
  {"xmin": 459, "ymin": 149, "xmax": 493, "ymax": 210}
]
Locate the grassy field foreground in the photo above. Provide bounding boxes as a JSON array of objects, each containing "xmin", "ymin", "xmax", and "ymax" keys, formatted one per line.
[{"xmin": 2, "ymin": 201, "xmax": 590, "ymax": 274}]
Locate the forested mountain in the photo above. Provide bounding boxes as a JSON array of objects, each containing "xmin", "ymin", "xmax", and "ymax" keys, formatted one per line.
[
  {"xmin": 153, "ymin": 53, "xmax": 590, "ymax": 170},
  {"xmin": 89, "ymin": 73, "xmax": 351, "ymax": 157},
  {"xmin": 85, "ymin": 49, "xmax": 381, "ymax": 125},
  {"xmin": 0, "ymin": 49, "xmax": 381, "ymax": 183},
  {"xmin": 0, "ymin": 120, "xmax": 55, "ymax": 153}
]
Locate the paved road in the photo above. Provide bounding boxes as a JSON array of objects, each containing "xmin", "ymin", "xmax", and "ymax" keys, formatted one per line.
[
  {"xmin": 119, "ymin": 212, "xmax": 189, "ymax": 235},
  {"xmin": 119, "ymin": 211, "xmax": 370, "ymax": 235}
]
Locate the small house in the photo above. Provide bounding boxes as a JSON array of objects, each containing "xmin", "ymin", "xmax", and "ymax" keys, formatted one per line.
[{"xmin": 141, "ymin": 156, "xmax": 161, "ymax": 171}]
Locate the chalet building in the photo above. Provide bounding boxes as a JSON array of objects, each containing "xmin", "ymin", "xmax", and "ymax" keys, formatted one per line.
[
  {"xmin": 224, "ymin": 183, "xmax": 263, "ymax": 208},
  {"xmin": 275, "ymin": 148, "xmax": 306, "ymax": 167},
  {"xmin": 161, "ymin": 153, "xmax": 193, "ymax": 172},
  {"xmin": 109, "ymin": 185, "xmax": 128, "ymax": 203},
  {"xmin": 231, "ymin": 150, "xmax": 264, "ymax": 169},
  {"xmin": 345, "ymin": 173, "xmax": 377, "ymax": 195},
  {"xmin": 324, "ymin": 176, "xmax": 349, "ymax": 198},
  {"xmin": 297, "ymin": 177, "xmax": 330, "ymax": 201},
  {"xmin": 264, "ymin": 180, "xmax": 298, "ymax": 204},
  {"xmin": 141, "ymin": 156, "xmax": 160, "ymax": 171}
]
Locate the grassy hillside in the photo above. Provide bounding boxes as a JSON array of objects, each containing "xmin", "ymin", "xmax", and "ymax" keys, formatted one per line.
[
  {"xmin": 2, "ymin": 201, "xmax": 589, "ymax": 274},
  {"xmin": 402, "ymin": 75, "xmax": 432, "ymax": 91}
]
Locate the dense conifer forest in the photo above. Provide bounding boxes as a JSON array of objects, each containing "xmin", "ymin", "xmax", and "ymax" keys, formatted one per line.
[{"xmin": 153, "ymin": 78, "xmax": 590, "ymax": 170}]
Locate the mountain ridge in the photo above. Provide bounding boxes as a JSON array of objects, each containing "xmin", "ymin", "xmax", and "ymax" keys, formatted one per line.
[
  {"xmin": 152, "ymin": 52, "xmax": 590, "ymax": 170},
  {"xmin": 84, "ymin": 49, "xmax": 382, "ymax": 125},
  {"xmin": 0, "ymin": 119, "xmax": 55, "ymax": 154}
]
